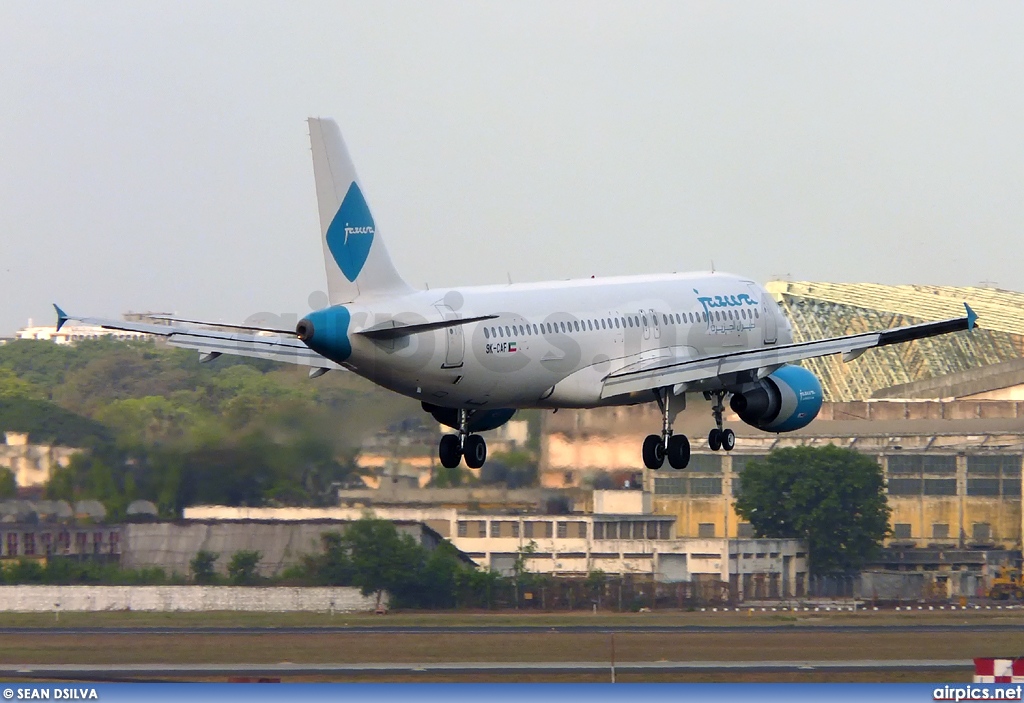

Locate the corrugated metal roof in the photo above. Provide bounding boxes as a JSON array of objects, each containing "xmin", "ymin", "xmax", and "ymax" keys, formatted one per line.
[
  {"xmin": 767, "ymin": 281, "xmax": 1024, "ymax": 336},
  {"xmin": 764, "ymin": 281, "xmax": 1024, "ymax": 401}
]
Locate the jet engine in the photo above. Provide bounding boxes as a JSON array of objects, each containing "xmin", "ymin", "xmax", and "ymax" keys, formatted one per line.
[{"xmin": 729, "ymin": 364, "xmax": 823, "ymax": 432}]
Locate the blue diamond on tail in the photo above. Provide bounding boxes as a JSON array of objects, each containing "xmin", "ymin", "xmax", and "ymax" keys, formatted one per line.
[{"xmin": 326, "ymin": 182, "xmax": 375, "ymax": 282}]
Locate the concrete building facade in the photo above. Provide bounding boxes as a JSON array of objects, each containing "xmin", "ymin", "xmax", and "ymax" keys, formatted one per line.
[
  {"xmin": 185, "ymin": 496, "xmax": 810, "ymax": 599},
  {"xmin": 0, "ymin": 432, "xmax": 79, "ymax": 489},
  {"xmin": 543, "ymin": 400, "xmax": 1024, "ymax": 550}
]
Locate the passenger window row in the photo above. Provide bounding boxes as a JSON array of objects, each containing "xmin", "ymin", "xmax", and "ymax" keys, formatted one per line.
[{"xmin": 481, "ymin": 307, "xmax": 760, "ymax": 340}]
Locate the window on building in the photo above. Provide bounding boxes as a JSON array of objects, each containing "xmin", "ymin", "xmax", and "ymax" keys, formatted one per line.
[
  {"xmin": 698, "ymin": 523, "xmax": 716, "ymax": 538},
  {"xmin": 690, "ymin": 477, "xmax": 723, "ymax": 495},
  {"xmin": 511, "ymin": 522, "xmax": 520, "ymax": 538},
  {"xmin": 647, "ymin": 521, "xmax": 660, "ymax": 539},
  {"xmin": 967, "ymin": 455, "xmax": 1004, "ymax": 475},
  {"xmin": 972, "ymin": 523, "xmax": 992, "ymax": 542},
  {"xmin": 923, "ymin": 479, "xmax": 957, "ymax": 496},
  {"xmin": 659, "ymin": 522, "xmax": 671, "ymax": 539},
  {"xmin": 491, "ymin": 522, "xmax": 502, "ymax": 538},
  {"xmin": 653, "ymin": 476, "xmax": 687, "ymax": 495},
  {"xmin": 932, "ymin": 523, "xmax": 950, "ymax": 540},
  {"xmin": 23, "ymin": 533, "xmax": 35, "ymax": 556},
  {"xmin": 688, "ymin": 454, "xmax": 722, "ymax": 473},
  {"xmin": 605, "ymin": 522, "xmax": 618, "ymax": 539},
  {"xmin": 886, "ymin": 478, "xmax": 921, "ymax": 495},
  {"xmin": 6, "ymin": 532, "xmax": 17, "ymax": 556},
  {"xmin": 1003, "ymin": 478, "xmax": 1021, "ymax": 496},
  {"xmin": 109, "ymin": 532, "xmax": 120, "ymax": 554},
  {"xmin": 557, "ymin": 522, "xmax": 568, "ymax": 538},
  {"xmin": 967, "ymin": 478, "xmax": 1000, "ymax": 496},
  {"xmin": 75, "ymin": 532, "xmax": 87, "ymax": 553},
  {"xmin": 594, "ymin": 523, "xmax": 605, "ymax": 539},
  {"xmin": 41, "ymin": 532, "xmax": 52, "ymax": 555},
  {"xmin": 887, "ymin": 455, "xmax": 921, "ymax": 475},
  {"xmin": 737, "ymin": 523, "xmax": 754, "ymax": 538},
  {"xmin": 457, "ymin": 521, "xmax": 468, "ymax": 538},
  {"xmin": 892, "ymin": 523, "xmax": 912, "ymax": 539},
  {"xmin": 922, "ymin": 456, "xmax": 957, "ymax": 474}
]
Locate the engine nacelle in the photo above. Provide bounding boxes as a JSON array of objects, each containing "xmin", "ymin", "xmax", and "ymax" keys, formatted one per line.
[{"xmin": 729, "ymin": 365, "xmax": 823, "ymax": 432}]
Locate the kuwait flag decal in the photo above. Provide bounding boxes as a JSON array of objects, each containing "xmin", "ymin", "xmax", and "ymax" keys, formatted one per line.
[{"xmin": 509, "ymin": 341, "xmax": 517, "ymax": 352}]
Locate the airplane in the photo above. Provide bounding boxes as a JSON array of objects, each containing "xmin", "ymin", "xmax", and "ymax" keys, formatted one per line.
[{"xmin": 56, "ymin": 118, "xmax": 979, "ymax": 471}]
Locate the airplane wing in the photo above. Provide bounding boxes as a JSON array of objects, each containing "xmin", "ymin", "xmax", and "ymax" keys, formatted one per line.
[
  {"xmin": 601, "ymin": 303, "xmax": 978, "ymax": 398},
  {"xmin": 53, "ymin": 305, "xmax": 343, "ymax": 373}
]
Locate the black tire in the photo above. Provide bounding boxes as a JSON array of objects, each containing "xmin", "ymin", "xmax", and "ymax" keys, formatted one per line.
[
  {"xmin": 708, "ymin": 428, "xmax": 722, "ymax": 452},
  {"xmin": 642, "ymin": 434, "xmax": 665, "ymax": 470},
  {"xmin": 464, "ymin": 434, "xmax": 487, "ymax": 469},
  {"xmin": 438, "ymin": 434, "xmax": 462, "ymax": 468},
  {"xmin": 667, "ymin": 434, "xmax": 690, "ymax": 470},
  {"xmin": 721, "ymin": 428, "xmax": 736, "ymax": 451}
]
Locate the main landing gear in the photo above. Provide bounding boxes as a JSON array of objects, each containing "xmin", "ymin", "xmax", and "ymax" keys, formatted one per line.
[
  {"xmin": 642, "ymin": 389, "xmax": 690, "ymax": 470},
  {"xmin": 706, "ymin": 390, "xmax": 736, "ymax": 452},
  {"xmin": 438, "ymin": 409, "xmax": 488, "ymax": 470}
]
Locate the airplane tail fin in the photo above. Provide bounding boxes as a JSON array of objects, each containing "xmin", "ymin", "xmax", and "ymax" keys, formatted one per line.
[{"xmin": 308, "ymin": 118, "xmax": 412, "ymax": 303}]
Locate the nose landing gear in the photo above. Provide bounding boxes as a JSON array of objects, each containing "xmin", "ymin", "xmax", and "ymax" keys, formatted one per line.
[{"xmin": 706, "ymin": 390, "xmax": 736, "ymax": 452}]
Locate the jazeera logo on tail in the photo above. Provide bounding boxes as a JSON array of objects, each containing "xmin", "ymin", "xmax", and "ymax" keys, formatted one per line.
[{"xmin": 326, "ymin": 182, "xmax": 375, "ymax": 282}]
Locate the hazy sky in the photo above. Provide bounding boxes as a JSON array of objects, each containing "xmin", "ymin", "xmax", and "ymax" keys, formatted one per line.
[{"xmin": 2, "ymin": 2, "xmax": 1023, "ymax": 335}]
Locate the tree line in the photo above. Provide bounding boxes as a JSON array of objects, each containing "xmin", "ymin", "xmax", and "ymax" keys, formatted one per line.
[{"xmin": 0, "ymin": 339, "xmax": 540, "ymax": 518}]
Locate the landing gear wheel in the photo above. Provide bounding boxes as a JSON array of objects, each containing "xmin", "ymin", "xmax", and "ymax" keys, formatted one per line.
[
  {"xmin": 721, "ymin": 428, "xmax": 736, "ymax": 451},
  {"xmin": 667, "ymin": 434, "xmax": 690, "ymax": 470},
  {"xmin": 464, "ymin": 434, "xmax": 487, "ymax": 469},
  {"xmin": 708, "ymin": 428, "xmax": 722, "ymax": 452},
  {"xmin": 642, "ymin": 434, "xmax": 665, "ymax": 470},
  {"xmin": 438, "ymin": 434, "xmax": 462, "ymax": 469}
]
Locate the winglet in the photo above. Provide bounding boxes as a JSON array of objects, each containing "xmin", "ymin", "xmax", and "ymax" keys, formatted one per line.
[
  {"xmin": 53, "ymin": 304, "xmax": 69, "ymax": 332},
  {"xmin": 965, "ymin": 303, "xmax": 978, "ymax": 331}
]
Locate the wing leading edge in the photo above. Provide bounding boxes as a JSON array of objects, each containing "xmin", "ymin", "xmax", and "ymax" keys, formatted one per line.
[{"xmin": 601, "ymin": 303, "xmax": 978, "ymax": 399}]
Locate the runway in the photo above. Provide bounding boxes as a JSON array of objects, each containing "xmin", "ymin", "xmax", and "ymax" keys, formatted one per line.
[
  {"xmin": 0, "ymin": 623, "xmax": 1018, "ymax": 635},
  {"xmin": 0, "ymin": 659, "xmax": 973, "ymax": 680}
]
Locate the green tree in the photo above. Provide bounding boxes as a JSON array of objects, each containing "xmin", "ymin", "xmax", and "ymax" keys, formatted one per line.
[
  {"xmin": 0, "ymin": 367, "xmax": 43, "ymax": 400},
  {"xmin": 227, "ymin": 550, "xmax": 262, "ymax": 585},
  {"xmin": 734, "ymin": 445, "xmax": 891, "ymax": 575},
  {"xmin": 340, "ymin": 518, "xmax": 424, "ymax": 609},
  {"xmin": 299, "ymin": 531, "xmax": 355, "ymax": 585},
  {"xmin": 189, "ymin": 550, "xmax": 219, "ymax": 584},
  {"xmin": 0, "ymin": 469, "xmax": 16, "ymax": 500}
]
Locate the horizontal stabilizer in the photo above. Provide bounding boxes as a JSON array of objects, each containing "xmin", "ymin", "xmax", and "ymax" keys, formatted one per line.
[
  {"xmin": 357, "ymin": 314, "xmax": 498, "ymax": 340},
  {"xmin": 52, "ymin": 306, "xmax": 343, "ymax": 370},
  {"xmin": 145, "ymin": 315, "xmax": 297, "ymax": 336}
]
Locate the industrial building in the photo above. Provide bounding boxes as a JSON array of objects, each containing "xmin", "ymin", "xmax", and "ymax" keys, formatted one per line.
[
  {"xmin": 185, "ymin": 491, "xmax": 810, "ymax": 600},
  {"xmin": 544, "ymin": 399, "xmax": 1024, "ymax": 550}
]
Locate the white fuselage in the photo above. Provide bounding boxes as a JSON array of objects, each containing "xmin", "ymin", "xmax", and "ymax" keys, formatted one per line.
[{"xmin": 339, "ymin": 271, "xmax": 792, "ymax": 410}]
